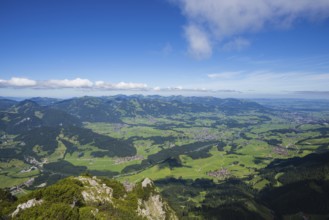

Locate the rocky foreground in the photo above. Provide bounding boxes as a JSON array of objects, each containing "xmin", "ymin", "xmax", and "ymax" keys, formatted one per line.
[{"xmin": 1, "ymin": 176, "xmax": 177, "ymax": 220}]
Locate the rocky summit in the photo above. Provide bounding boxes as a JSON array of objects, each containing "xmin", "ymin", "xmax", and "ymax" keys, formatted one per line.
[{"xmin": 1, "ymin": 176, "xmax": 177, "ymax": 220}]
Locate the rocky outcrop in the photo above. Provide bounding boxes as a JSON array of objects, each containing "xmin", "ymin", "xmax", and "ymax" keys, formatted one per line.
[
  {"xmin": 138, "ymin": 178, "xmax": 178, "ymax": 220},
  {"xmin": 142, "ymin": 177, "xmax": 153, "ymax": 188},
  {"xmin": 6, "ymin": 176, "xmax": 177, "ymax": 220},
  {"xmin": 11, "ymin": 199, "xmax": 43, "ymax": 217},
  {"xmin": 138, "ymin": 195, "xmax": 167, "ymax": 220},
  {"xmin": 76, "ymin": 176, "xmax": 113, "ymax": 205}
]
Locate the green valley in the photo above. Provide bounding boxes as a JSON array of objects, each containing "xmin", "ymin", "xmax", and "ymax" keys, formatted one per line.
[{"xmin": 1, "ymin": 95, "xmax": 329, "ymax": 219}]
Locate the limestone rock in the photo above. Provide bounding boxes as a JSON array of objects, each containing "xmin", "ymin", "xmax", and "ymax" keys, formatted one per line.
[
  {"xmin": 142, "ymin": 177, "xmax": 153, "ymax": 188},
  {"xmin": 11, "ymin": 199, "xmax": 43, "ymax": 217},
  {"xmin": 76, "ymin": 176, "xmax": 113, "ymax": 204}
]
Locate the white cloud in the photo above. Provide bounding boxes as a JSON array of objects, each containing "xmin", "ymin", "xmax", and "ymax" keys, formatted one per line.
[
  {"xmin": 173, "ymin": 86, "xmax": 183, "ymax": 90},
  {"xmin": 116, "ymin": 82, "xmax": 148, "ymax": 90},
  {"xmin": 0, "ymin": 77, "xmax": 148, "ymax": 91},
  {"xmin": 95, "ymin": 81, "xmax": 148, "ymax": 90},
  {"xmin": 173, "ymin": 0, "xmax": 329, "ymax": 58},
  {"xmin": 0, "ymin": 77, "xmax": 37, "ymax": 87},
  {"xmin": 184, "ymin": 24, "xmax": 212, "ymax": 59},
  {"xmin": 153, "ymin": 86, "xmax": 184, "ymax": 91},
  {"xmin": 153, "ymin": 86, "xmax": 161, "ymax": 91},
  {"xmin": 43, "ymin": 78, "xmax": 93, "ymax": 88},
  {"xmin": 1, "ymin": 72, "xmax": 328, "ymax": 95}
]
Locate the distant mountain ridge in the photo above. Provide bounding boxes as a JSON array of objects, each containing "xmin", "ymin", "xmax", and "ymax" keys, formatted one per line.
[
  {"xmin": 0, "ymin": 100, "xmax": 81, "ymax": 134},
  {"xmin": 1, "ymin": 95, "xmax": 268, "ymax": 124},
  {"xmin": 28, "ymin": 97, "xmax": 62, "ymax": 106},
  {"xmin": 50, "ymin": 95, "xmax": 268, "ymax": 122},
  {"xmin": 0, "ymin": 99, "xmax": 17, "ymax": 112}
]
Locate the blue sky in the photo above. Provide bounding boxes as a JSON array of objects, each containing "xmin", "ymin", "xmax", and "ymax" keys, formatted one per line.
[{"xmin": 1, "ymin": 0, "xmax": 329, "ymax": 99}]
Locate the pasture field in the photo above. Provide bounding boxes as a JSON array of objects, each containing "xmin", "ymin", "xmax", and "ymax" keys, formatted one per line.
[{"xmin": 1, "ymin": 108, "xmax": 329, "ymax": 192}]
